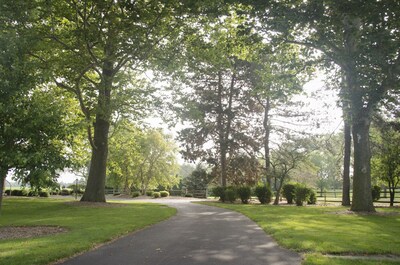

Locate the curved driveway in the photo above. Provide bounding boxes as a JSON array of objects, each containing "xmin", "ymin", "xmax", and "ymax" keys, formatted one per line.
[{"xmin": 59, "ymin": 199, "xmax": 301, "ymax": 265}]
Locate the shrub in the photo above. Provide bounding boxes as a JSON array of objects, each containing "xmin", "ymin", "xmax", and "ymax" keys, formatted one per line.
[
  {"xmin": 224, "ymin": 187, "xmax": 237, "ymax": 203},
  {"xmin": 146, "ymin": 191, "xmax": 154, "ymax": 196},
  {"xmin": 371, "ymin": 185, "xmax": 381, "ymax": 201},
  {"xmin": 60, "ymin": 189, "xmax": 71, "ymax": 196},
  {"xmin": 307, "ymin": 189, "xmax": 317, "ymax": 204},
  {"xmin": 132, "ymin": 191, "xmax": 140, "ymax": 198},
  {"xmin": 153, "ymin": 192, "xmax": 160, "ymax": 198},
  {"xmin": 160, "ymin": 191, "xmax": 169, "ymax": 197},
  {"xmin": 212, "ymin": 186, "xmax": 226, "ymax": 202},
  {"xmin": 28, "ymin": 190, "xmax": 38, "ymax": 197},
  {"xmin": 237, "ymin": 186, "xmax": 252, "ymax": 204},
  {"xmin": 11, "ymin": 189, "xmax": 28, "ymax": 196},
  {"xmin": 184, "ymin": 194, "xmax": 193, "ymax": 197},
  {"xmin": 282, "ymin": 183, "xmax": 296, "ymax": 204},
  {"xmin": 294, "ymin": 185, "xmax": 311, "ymax": 206},
  {"xmin": 254, "ymin": 185, "xmax": 272, "ymax": 204},
  {"xmin": 5, "ymin": 189, "xmax": 12, "ymax": 196},
  {"xmin": 50, "ymin": 190, "xmax": 59, "ymax": 195},
  {"xmin": 39, "ymin": 191, "xmax": 49, "ymax": 197}
]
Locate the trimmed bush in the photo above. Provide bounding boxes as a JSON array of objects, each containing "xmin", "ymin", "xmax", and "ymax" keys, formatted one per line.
[
  {"xmin": 184, "ymin": 194, "xmax": 193, "ymax": 197},
  {"xmin": 60, "ymin": 189, "xmax": 71, "ymax": 196},
  {"xmin": 294, "ymin": 185, "xmax": 311, "ymax": 206},
  {"xmin": 39, "ymin": 191, "xmax": 49, "ymax": 197},
  {"xmin": 254, "ymin": 185, "xmax": 272, "ymax": 204},
  {"xmin": 146, "ymin": 191, "xmax": 154, "ymax": 196},
  {"xmin": 212, "ymin": 186, "xmax": 226, "ymax": 202},
  {"xmin": 371, "ymin": 185, "xmax": 381, "ymax": 201},
  {"xmin": 11, "ymin": 189, "xmax": 28, "ymax": 196},
  {"xmin": 224, "ymin": 187, "xmax": 237, "ymax": 203},
  {"xmin": 5, "ymin": 189, "xmax": 11, "ymax": 196},
  {"xmin": 282, "ymin": 183, "xmax": 296, "ymax": 204},
  {"xmin": 307, "ymin": 189, "xmax": 317, "ymax": 204},
  {"xmin": 28, "ymin": 190, "xmax": 38, "ymax": 197},
  {"xmin": 160, "ymin": 191, "xmax": 169, "ymax": 197},
  {"xmin": 153, "ymin": 192, "xmax": 160, "ymax": 198},
  {"xmin": 132, "ymin": 191, "xmax": 140, "ymax": 198},
  {"xmin": 237, "ymin": 186, "xmax": 252, "ymax": 204}
]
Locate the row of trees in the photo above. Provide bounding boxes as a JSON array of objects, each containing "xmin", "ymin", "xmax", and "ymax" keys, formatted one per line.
[
  {"xmin": 107, "ymin": 122, "xmax": 179, "ymax": 195},
  {"xmin": 1, "ymin": 1, "xmax": 399, "ymax": 213}
]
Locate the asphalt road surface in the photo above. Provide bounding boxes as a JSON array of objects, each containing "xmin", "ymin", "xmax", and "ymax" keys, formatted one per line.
[{"xmin": 58, "ymin": 199, "xmax": 301, "ymax": 265}]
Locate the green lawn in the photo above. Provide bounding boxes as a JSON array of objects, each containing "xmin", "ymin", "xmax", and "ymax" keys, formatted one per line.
[
  {"xmin": 0, "ymin": 197, "xmax": 176, "ymax": 265},
  {"xmin": 201, "ymin": 202, "xmax": 400, "ymax": 265}
]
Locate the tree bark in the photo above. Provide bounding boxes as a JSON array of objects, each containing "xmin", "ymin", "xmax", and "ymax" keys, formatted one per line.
[
  {"xmin": 263, "ymin": 97, "xmax": 272, "ymax": 187},
  {"xmin": 81, "ymin": 57, "xmax": 113, "ymax": 202},
  {"xmin": 217, "ymin": 71, "xmax": 227, "ymax": 187},
  {"xmin": 342, "ymin": 120, "xmax": 351, "ymax": 206},
  {"xmin": 0, "ymin": 168, "xmax": 9, "ymax": 214},
  {"xmin": 350, "ymin": 116, "xmax": 375, "ymax": 212},
  {"xmin": 273, "ymin": 176, "xmax": 284, "ymax": 205}
]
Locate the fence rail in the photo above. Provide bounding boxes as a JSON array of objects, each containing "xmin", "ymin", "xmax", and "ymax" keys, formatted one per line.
[{"xmin": 315, "ymin": 189, "xmax": 400, "ymax": 204}]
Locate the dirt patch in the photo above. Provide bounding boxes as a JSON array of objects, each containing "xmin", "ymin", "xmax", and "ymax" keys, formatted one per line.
[
  {"xmin": 0, "ymin": 226, "xmax": 67, "ymax": 240},
  {"xmin": 327, "ymin": 210, "xmax": 400, "ymax": 216},
  {"xmin": 65, "ymin": 201, "xmax": 129, "ymax": 208}
]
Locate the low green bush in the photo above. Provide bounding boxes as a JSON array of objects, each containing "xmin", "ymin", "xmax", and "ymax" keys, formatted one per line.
[
  {"xmin": 153, "ymin": 192, "xmax": 160, "ymax": 198},
  {"xmin": 50, "ymin": 190, "xmax": 59, "ymax": 195},
  {"xmin": 132, "ymin": 191, "xmax": 140, "ymax": 198},
  {"xmin": 146, "ymin": 190, "xmax": 154, "ymax": 196},
  {"xmin": 4, "ymin": 189, "xmax": 11, "ymax": 196},
  {"xmin": 282, "ymin": 183, "xmax": 296, "ymax": 204},
  {"xmin": 11, "ymin": 189, "xmax": 28, "ymax": 196},
  {"xmin": 28, "ymin": 190, "xmax": 38, "ymax": 197},
  {"xmin": 254, "ymin": 185, "xmax": 272, "ymax": 204},
  {"xmin": 236, "ymin": 186, "xmax": 252, "ymax": 204},
  {"xmin": 39, "ymin": 191, "xmax": 49, "ymax": 197},
  {"xmin": 60, "ymin": 189, "xmax": 71, "ymax": 196},
  {"xmin": 160, "ymin": 191, "xmax": 169, "ymax": 197},
  {"xmin": 224, "ymin": 187, "xmax": 237, "ymax": 203},
  {"xmin": 371, "ymin": 185, "xmax": 381, "ymax": 201},
  {"xmin": 307, "ymin": 189, "xmax": 317, "ymax": 204},
  {"xmin": 184, "ymin": 194, "xmax": 193, "ymax": 197},
  {"xmin": 294, "ymin": 185, "xmax": 311, "ymax": 206},
  {"xmin": 212, "ymin": 186, "xmax": 226, "ymax": 202}
]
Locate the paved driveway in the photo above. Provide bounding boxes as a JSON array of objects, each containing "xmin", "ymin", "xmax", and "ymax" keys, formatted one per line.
[{"xmin": 59, "ymin": 199, "xmax": 301, "ymax": 265}]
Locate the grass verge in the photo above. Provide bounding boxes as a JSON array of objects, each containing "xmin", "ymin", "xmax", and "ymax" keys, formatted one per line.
[
  {"xmin": 200, "ymin": 202, "xmax": 400, "ymax": 265},
  {"xmin": 0, "ymin": 197, "xmax": 176, "ymax": 265}
]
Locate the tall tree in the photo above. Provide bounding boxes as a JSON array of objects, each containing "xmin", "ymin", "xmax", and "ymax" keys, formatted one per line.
[
  {"xmin": 248, "ymin": 0, "xmax": 400, "ymax": 211},
  {"xmin": 135, "ymin": 129, "xmax": 179, "ymax": 194},
  {"xmin": 247, "ymin": 43, "xmax": 311, "ymax": 187},
  {"xmin": 107, "ymin": 120, "xmax": 142, "ymax": 193},
  {"xmin": 23, "ymin": 0, "xmax": 184, "ymax": 202},
  {"xmin": 371, "ymin": 117, "xmax": 400, "ymax": 207},
  {"xmin": 172, "ymin": 10, "xmax": 263, "ymax": 187}
]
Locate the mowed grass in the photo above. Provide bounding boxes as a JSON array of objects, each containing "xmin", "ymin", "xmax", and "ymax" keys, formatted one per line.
[
  {"xmin": 201, "ymin": 202, "xmax": 400, "ymax": 265},
  {"xmin": 0, "ymin": 197, "xmax": 176, "ymax": 265}
]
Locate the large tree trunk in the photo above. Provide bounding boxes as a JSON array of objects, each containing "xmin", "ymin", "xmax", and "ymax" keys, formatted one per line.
[
  {"xmin": 81, "ymin": 116, "xmax": 110, "ymax": 202},
  {"xmin": 81, "ymin": 58, "xmax": 113, "ymax": 202},
  {"xmin": 350, "ymin": 117, "xmax": 375, "ymax": 212},
  {"xmin": 0, "ymin": 168, "xmax": 9, "ymax": 214},
  {"xmin": 263, "ymin": 97, "xmax": 272, "ymax": 187},
  {"xmin": 342, "ymin": 120, "xmax": 351, "ymax": 206}
]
